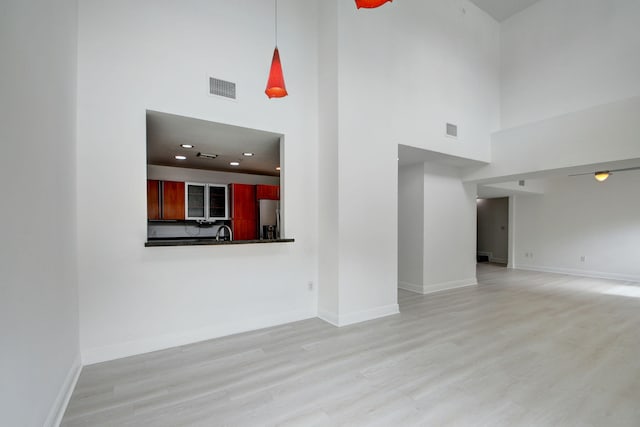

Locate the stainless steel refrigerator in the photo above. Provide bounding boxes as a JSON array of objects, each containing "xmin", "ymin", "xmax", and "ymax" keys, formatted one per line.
[{"xmin": 258, "ymin": 199, "xmax": 280, "ymax": 239}]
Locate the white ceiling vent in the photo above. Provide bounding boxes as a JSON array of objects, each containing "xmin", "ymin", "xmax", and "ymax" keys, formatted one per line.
[
  {"xmin": 209, "ymin": 77, "xmax": 236, "ymax": 100},
  {"xmin": 446, "ymin": 123, "xmax": 458, "ymax": 138}
]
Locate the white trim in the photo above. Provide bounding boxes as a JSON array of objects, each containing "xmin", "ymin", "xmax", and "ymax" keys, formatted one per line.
[
  {"xmin": 516, "ymin": 265, "xmax": 640, "ymax": 283},
  {"xmin": 45, "ymin": 355, "xmax": 82, "ymax": 427},
  {"xmin": 400, "ymin": 278, "xmax": 478, "ymax": 295},
  {"xmin": 507, "ymin": 195, "xmax": 516, "ymax": 269},
  {"xmin": 398, "ymin": 281, "xmax": 423, "ymax": 294},
  {"xmin": 477, "ymin": 251, "xmax": 492, "ymax": 258},
  {"xmin": 337, "ymin": 304, "xmax": 399, "ymax": 327},
  {"xmin": 489, "ymin": 257, "xmax": 508, "ymax": 264},
  {"xmin": 422, "ymin": 277, "xmax": 478, "ymax": 294},
  {"xmin": 82, "ymin": 309, "xmax": 315, "ymax": 365},
  {"xmin": 318, "ymin": 308, "xmax": 339, "ymax": 327}
]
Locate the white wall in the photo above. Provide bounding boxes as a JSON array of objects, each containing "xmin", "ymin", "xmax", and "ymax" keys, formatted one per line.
[
  {"xmin": 398, "ymin": 163, "xmax": 425, "ymax": 291},
  {"xmin": 0, "ymin": 1, "xmax": 80, "ymax": 425},
  {"xmin": 501, "ymin": 0, "xmax": 640, "ymax": 129},
  {"xmin": 318, "ymin": 0, "xmax": 499, "ymax": 323},
  {"xmin": 514, "ymin": 172, "xmax": 640, "ymax": 282},
  {"xmin": 463, "ymin": 96, "xmax": 640, "ymax": 183},
  {"xmin": 317, "ymin": 0, "xmax": 340, "ymax": 321},
  {"xmin": 464, "ymin": 0, "xmax": 640, "ymax": 184},
  {"xmin": 477, "ymin": 197, "xmax": 509, "ymax": 264},
  {"xmin": 422, "ymin": 163, "xmax": 478, "ymax": 293},
  {"xmin": 76, "ymin": 0, "xmax": 319, "ymax": 364}
]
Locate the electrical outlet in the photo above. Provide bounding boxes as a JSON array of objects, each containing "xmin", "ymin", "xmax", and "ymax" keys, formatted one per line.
[
  {"xmin": 580, "ymin": 256, "xmax": 586, "ymax": 262},
  {"xmin": 308, "ymin": 281, "xmax": 314, "ymax": 291}
]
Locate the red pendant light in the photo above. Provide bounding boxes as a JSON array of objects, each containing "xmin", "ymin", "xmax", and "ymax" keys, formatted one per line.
[
  {"xmin": 265, "ymin": 47, "xmax": 287, "ymax": 98},
  {"xmin": 355, "ymin": 0, "xmax": 392, "ymax": 9},
  {"xmin": 265, "ymin": 0, "xmax": 288, "ymax": 99}
]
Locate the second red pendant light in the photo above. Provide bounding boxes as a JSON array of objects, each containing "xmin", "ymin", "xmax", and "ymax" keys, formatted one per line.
[{"xmin": 355, "ymin": 0, "xmax": 393, "ymax": 9}]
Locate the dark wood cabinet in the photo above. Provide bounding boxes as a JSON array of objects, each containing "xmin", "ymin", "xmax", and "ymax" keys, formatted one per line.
[
  {"xmin": 147, "ymin": 180, "xmax": 185, "ymax": 220},
  {"xmin": 163, "ymin": 181, "xmax": 185, "ymax": 220},
  {"xmin": 256, "ymin": 184, "xmax": 280, "ymax": 200},
  {"xmin": 230, "ymin": 183, "xmax": 257, "ymax": 240},
  {"xmin": 147, "ymin": 180, "xmax": 161, "ymax": 220}
]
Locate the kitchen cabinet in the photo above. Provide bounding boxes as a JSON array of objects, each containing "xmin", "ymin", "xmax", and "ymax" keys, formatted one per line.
[
  {"xmin": 147, "ymin": 180, "xmax": 185, "ymax": 220},
  {"xmin": 162, "ymin": 181, "xmax": 185, "ymax": 220},
  {"xmin": 256, "ymin": 184, "xmax": 280, "ymax": 200},
  {"xmin": 229, "ymin": 183, "xmax": 257, "ymax": 240},
  {"xmin": 147, "ymin": 180, "xmax": 160, "ymax": 220},
  {"xmin": 185, "ymin": 182, "xmax": 228, "ymax": 221}
]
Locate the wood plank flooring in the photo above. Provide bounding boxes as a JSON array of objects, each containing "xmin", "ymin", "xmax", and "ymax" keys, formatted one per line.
[{"xmin": 62, "ymin": 264, "xmax": 640, "ymax": 426}]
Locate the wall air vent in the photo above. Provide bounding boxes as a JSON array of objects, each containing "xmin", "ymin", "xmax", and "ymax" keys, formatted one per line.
[
  {"xmin": 446, "ymin": 123, "xmax": 458, "ymax": 138},
  {"xmin": 209, "ymin": 77, "xmax": 236, "ymax": 100}
]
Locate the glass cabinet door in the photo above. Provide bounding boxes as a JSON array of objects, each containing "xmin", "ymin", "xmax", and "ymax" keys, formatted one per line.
[
  {"xmin": 186, "ymin": 183, "xmax": 206, "ymax": 219},
  {"xmin": 209, "ymin": 185, "xmax": 228, "ymax": 219}
]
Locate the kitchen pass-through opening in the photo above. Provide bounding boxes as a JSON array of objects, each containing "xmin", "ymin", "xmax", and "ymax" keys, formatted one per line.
[{"xmin": 145, "ymin": 110, "xmax": 286, "ymax": 245}]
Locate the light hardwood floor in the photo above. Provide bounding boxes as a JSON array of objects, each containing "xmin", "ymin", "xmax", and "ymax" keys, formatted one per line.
[{"xmin": 62, "ymin": 264, "xmax": 640, "ymax": 426}]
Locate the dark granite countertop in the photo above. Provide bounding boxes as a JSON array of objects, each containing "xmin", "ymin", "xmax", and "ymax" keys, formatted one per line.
[{"xmin": 145, "ymin": 238, "xmax": 295, "ymax": 247}]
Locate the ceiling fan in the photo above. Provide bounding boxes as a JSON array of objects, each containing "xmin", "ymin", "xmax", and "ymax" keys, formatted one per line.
[{"xmin": 569, "ymin": 166, "xmax": 640, "ymax": 182}]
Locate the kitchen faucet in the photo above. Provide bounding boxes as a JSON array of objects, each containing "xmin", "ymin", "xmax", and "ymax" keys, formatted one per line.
[{"xmin": 215, "ymin": 225, "xmax": 233, "ymax": 242}]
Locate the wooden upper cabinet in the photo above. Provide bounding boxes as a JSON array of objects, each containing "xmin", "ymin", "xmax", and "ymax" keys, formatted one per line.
[
  {"xmin": 147, "ymin": 180, "xmax": 161, "ymax": 220},
  {"xmin": 147, "ymin": 180, "xmax": 186, "ymax": 220},
  {"xmin": 256, "ymin": 184, "xmax": 280, "ymax": 200},
  {"xmin": 162, "ymin": 181, "xmax": 185, "ymax": 220},
  {"xmin": 230, "ymin": 183, "xmax": 257, "ymax": 240}
]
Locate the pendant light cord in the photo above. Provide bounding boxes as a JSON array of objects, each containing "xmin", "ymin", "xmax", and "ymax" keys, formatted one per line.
[{"xmin": 275, "ymin": 0, "xmax": 278, "ymax": 47}]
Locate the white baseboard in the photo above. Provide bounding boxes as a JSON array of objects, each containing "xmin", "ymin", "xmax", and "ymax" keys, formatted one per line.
[
  {"xmin": 422, "ymin": 277, "xmax": 478, "ymax": 294},
  {"xmin": 516, "ymin": 264, "xmax": 640, "ymax": 283},
  {"xmin": 338, "ymin": 304, "xmax": 399, "ymax": 326},
  {"xmin": 318, "ymin": 308, "xmax": 339, "ymax": 326},
  {"xmin": 319, "ymin": 304, "xmax": 399, "ymax": 327},
  {"xmin": 400, "ymin": 278, "xmax": 478, "ymax": 295},
  {"xmin": 398, "ymin": 281, "xmax": 423, "ymax": 294},
  {"xmin": 82, "ymin": 309, "xmax": 316, "ymax": 365},
  {"xmin": 45, "ymin": 354, "xmax": 82, "ymax": 427}
]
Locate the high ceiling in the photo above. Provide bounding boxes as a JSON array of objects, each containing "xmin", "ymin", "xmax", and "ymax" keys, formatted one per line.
[
  {"xmin": 469, "ymin": 0, "xmax": 542, "ymax": 22},
  {"xmin": 146, "ymin": 111, "xmax": 281, "ymax": 177}
]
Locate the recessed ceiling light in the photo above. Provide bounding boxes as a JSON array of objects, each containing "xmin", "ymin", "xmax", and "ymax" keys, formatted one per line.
[
  {"xmin": 243, "ymin": 152, "xmax": 254, "ymax": 157},
  {"xmin": 180, "ymin": 144, "xmax": 194, "ymax": 149},
  {"xmin": 276, "ymin": 166, "xmax": 281, "ymax": 171},
  {"xmin": 175, "ymin": 155, "xmax": 187, "ymax": 160},
  {"xmin": 230, "ymin": 161, "xmax": 240, "ymax": 166}
]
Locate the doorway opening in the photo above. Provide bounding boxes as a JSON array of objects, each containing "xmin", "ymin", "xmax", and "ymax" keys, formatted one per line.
[{"xmin": 476, "ymin": 197, "xmax": 509, "ymax": 266}]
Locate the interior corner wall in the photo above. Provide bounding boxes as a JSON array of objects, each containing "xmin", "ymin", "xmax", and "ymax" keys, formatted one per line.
[
  {"xmin": 422, "ymin": 163, "xmax": 478, "ymax": 293},
  {"xmin": 0, "ymin": 1, "xmax": 80, "ymax": 425},
  {"xmin": 76, "ymin": 0, "xmax": 319, "ymax": 364},
  {"xmin": 513, "ymin": 173, "xmax": 640, "ymax": 282},
  {"xmin": 501, "ymin": 0, "xmax": 640, "ymax": 129},
  {"xmin": 329, "ymin": 0, "xmax": 498, "ymax": 322},
  {"xmin": 317, "ymin": 0, "xmax": 340, "ymax": 322},
  {"xmin": 398, "ymin": 163, "xmax": 425, "ymax": 292},
  {"xmin": 476, "ymin": 197, "xmax": 509, "ymax": 264}
]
